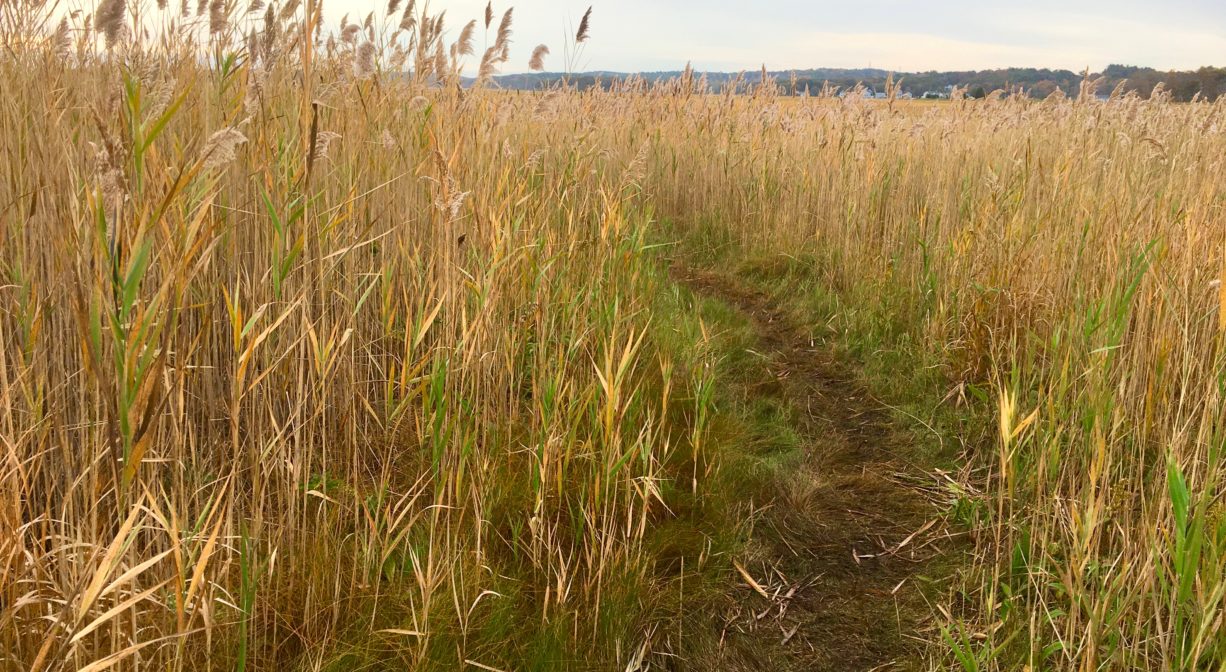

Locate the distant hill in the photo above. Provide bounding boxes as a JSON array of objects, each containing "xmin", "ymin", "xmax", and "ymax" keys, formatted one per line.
[{"xmin": 484, "ymin": 65, "xmax": 1226, "ymax": 101}]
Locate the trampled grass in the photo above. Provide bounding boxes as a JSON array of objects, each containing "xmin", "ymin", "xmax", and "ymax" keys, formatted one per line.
[{"xmin": 0, "ymin": 2, "xmax": 1223, "ymax": 670}]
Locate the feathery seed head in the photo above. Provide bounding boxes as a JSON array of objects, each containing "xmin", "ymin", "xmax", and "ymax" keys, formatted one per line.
[
  {"xmin": 94, "ymin": 0, "xmax": 126, "ymax": 49},
  {"xmin": 52, "ymin": 17, "xmax": 72, "ymax": 57},
  {"xmin": 529, "ymin": 44, "xmax": 549, "ymax": 72},
  {"xmin": 353, "ymin": 41, "xmax": 376, "ymax": 78},
  {"xmin": 313, "ymin": 131, "xmax": 341, "ymax": 160},
  {"xmin": 575, "ymin": 6, "xmax": 591, "ymax": 43},
  {"xmin": 456, "ymin": 20, "xmax": 476, "ymax": 57},
  {"xmin": 209, "ymin": 0, "xmax": 228, "ymax": 34},
  {"xmin": 202, "ymin": 127, "xmax": 248, "ymax": 169}
]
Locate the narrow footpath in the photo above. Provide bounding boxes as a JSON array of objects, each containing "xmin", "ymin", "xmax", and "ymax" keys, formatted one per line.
[{"xmin": 677, "ymin": 266, "xmax": 955, "ymax": 671}]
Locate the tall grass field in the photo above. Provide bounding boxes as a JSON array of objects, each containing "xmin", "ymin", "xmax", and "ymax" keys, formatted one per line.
[{"xmin": 0, "ymin": 1, "xmax": 1223, "ymax": 669}]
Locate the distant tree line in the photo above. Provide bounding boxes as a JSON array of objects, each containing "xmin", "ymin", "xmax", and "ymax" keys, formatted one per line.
[{"xmin": 489, "ymin": 65, "xmax": 1226, "ymax": 101}]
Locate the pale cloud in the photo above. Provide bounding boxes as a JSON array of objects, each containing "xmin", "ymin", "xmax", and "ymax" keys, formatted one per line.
[
  {"xmin": 772, "ymin": 33, "xmax": 1087, "ymax": 72},
  {"xmin": 318, "ymin": 0, "xmax": 1226, "ymax": 73}
]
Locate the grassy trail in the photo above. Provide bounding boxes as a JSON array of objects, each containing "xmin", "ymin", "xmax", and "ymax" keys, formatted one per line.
[{"xmin": 674, "ymin": 264, "xmax": 957, "ymax": 671}]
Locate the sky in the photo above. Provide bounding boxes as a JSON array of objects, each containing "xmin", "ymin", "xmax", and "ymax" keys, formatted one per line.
[{"xmin": 333, "ymin": 0, "xmax": 1226, "ymax": 74}]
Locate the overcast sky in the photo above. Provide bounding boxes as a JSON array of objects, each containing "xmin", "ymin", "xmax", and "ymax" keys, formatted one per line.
[{"xmin": 333, "ymin": 0, "xmax": 1226, "ymax": 74}]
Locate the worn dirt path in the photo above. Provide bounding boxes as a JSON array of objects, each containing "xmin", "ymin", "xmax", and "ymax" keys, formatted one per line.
[{"xmin": 676, "ymin": 267, "xmax": 952, "ymax": 671}]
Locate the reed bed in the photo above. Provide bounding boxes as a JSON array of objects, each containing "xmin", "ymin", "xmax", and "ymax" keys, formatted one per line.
[
  {"xmin": 1, "ymin": 1, "xmax": 1224, "ymax": 669},
  {"xmin": 646, "ymin": 86, "xmax": 1226, "ymax": 669},
  {"xmin": 0, "ymin": 3, "xmax": 723, "ymax": 669}
]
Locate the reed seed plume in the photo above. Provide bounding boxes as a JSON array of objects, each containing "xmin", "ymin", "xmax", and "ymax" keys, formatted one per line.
[
  {"xmin": 398, "ymin": 1, "xmax": 416, "ymax": 32},
  {"xmin": 525, "ymin": 147, "xmax": 545, "ymax": 170},
  {"xmin": 261, "ymin": 3, "xmax": 277, "ymax": 57},
  {"xmin": 456, "ymin": 19, "xmax": 476, "ymax": 57},
  {"xmin": 354, "ymin": 40, "xmax": 376, "ymax": 78},
  {"xmin": 209, "ymin": 0, "xmax": 228, "ymax": 34},
  {"xmin": 528, "ymin": 44, "xmax": 549, "ymax": 71},
  {"xmin": 432, "ymin": 10, "xmax": 444, "ymax": 39},
  {"xmin": 472, "ymin": 7, "xmax": 513, "ymax": 83},
  {"xmin": 94, "ymin": 0, "xmax": 125, "ymax": 48},
  {"xmin": 484, "ymin": 1, "xmax": 493, "ymax": 29},
  {"xmin": 88, "ymin": 137, "xmax": 127, "ymax": 212},
  {"xmin": 312, "ymin": 130, "xmax": 341, "ymax": 159},
  {"xmin": 52, "ymin": 17, "xmax": 71, "ymax": 57},
  {"xmin": 576, "ymin": 6, "xmax": 591, "ymax": 43},
  {"xmin": 389, "ymin": 42, "xmax": 408, "ymax": 70},
  {"xmin": 432, "ymin": 37, "xmax": 447, "ymax": 80},
  {"xmin": 532, "ymin": 89, "xmax": 559, "ymax": 120},
  {"xmin": 494, "ymin": 7, "xmax": 512, "ymax": 51},
  {"xmin": 200, "ymin": 127, "xmax": 248, "ymax": 168},
  {"xmin": 477, "ymin": 47, "xmax": 500, "ymax": 83},
  {"xmin": 243, "ymin": 70, "xmax": 263, "ymax": 116}
]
